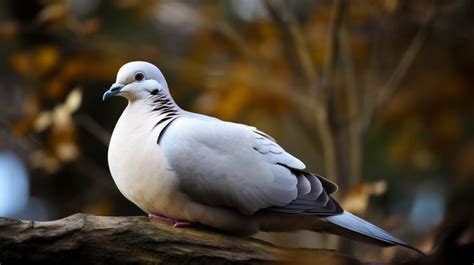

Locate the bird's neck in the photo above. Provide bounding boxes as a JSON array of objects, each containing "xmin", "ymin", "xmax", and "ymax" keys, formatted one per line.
[
  {"xmin": 147, "ymin": 92, "xmax": 182, "ymax": 117},
  {"xmin": 125, "ymin": 92, "xmax": 182, "ymax": 117},
  {"xmin": 121, "ymin": 92, "xmax": 182, "ymax": 143}
]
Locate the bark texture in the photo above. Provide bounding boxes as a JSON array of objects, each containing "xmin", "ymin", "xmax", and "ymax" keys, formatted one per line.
[
  {"xmin": 0, "ymin": 214, "xmax": 362, "ymax": 265},
  {"xmin": 0, "ymin": 214, "xmax": 471, "ymax": 265}
]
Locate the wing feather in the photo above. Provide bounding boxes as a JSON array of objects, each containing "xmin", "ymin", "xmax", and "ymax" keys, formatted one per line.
[{"xmin": 159, "ymin": 115, "xmax": 340, "ymax": 216}]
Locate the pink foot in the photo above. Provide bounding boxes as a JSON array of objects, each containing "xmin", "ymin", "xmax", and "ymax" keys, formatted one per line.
[{"xmin": 148, "ymin": 213, "xmax": 193, "ymax": 228}]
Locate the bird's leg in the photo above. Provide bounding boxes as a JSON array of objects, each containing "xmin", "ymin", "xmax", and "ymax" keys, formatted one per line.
[{"xmin": 148, "ymin": 213, "xmax": 193, "ymax": 227}]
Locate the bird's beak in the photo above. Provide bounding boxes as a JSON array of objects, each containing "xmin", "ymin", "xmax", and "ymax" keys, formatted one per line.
[{"xmin": 103, "ymin": 83, "xmax": 125, "ymax": 101}]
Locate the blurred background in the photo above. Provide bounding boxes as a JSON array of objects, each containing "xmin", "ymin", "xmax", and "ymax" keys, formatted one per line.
[{"xmin": 0, "ymin": 0, "xmax": 472, "ymax": 262}]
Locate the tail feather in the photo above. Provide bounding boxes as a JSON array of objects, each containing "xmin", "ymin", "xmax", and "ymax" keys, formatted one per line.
[{"xmin": 321, "ymin": 211, "xmax": 424, "ymax": 254}]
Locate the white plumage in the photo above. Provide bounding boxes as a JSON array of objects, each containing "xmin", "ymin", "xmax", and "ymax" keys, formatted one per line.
[{"xmin": 103, "ymin": 61, "xmax": 419, "ymax": 251}]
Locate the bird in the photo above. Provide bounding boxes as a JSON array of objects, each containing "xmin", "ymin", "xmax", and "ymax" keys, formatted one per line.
[{"xmin": 103, "ymin": 61, "xmax": 419, "ymax": 252}]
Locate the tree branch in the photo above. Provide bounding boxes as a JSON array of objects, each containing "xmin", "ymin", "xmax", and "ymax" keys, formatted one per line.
[
  {"xmin": 0, "ymin": 214, "xmax": 368, "ymax": 265},
  {"xmin": 321, "ymin": 0, "xmax": 346, "ymax": 91},
  {"xmin": 75, "ymin": 113, "xmax": 111, "ymax": 146},
  {"xmin": 317, "ymin": 0, "xmax": 347, "ymax": 185},
  {"xmin": 362, "ymin": 5, "xmax": 436, "ymax": 133},
  {"xmin": 1, "ymin": 214, "xmax": 470, "ymax": 264},
  {"xmin": 280, "ymin": 0, "xmax": 319, "ymax": 91},
  {"xmin": 340, "ymin": 22, "xmax": 363, "ymax": 187}
]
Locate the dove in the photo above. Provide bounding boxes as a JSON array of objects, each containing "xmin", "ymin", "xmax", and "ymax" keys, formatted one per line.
[{"xmin": 103, "ymin": 61, "xmax": 420, "ymax": 252}]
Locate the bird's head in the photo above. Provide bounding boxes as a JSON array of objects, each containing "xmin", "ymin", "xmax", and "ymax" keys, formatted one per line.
[{"xmin": 103, "ymin": 61, "xmax": 169, "ymax": 101}]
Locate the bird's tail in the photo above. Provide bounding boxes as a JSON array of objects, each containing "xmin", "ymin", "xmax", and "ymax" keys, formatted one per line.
[{"xmin": 320, "ymin": 211, "xmax": 424, "ymax": 254}]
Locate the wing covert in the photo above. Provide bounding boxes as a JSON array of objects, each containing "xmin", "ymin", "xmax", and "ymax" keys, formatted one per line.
[{"xmin": 159, "ymin": 115, "xmax": 340, "ymax": 216}]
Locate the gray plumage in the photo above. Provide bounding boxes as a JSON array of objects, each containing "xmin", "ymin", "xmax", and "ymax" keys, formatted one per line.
[{"xmin": 103, "ymin": 61, "xmax": 420, "ymax": 253}]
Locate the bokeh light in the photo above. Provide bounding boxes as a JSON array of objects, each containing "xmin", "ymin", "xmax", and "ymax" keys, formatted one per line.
[{"xmin": 0, "ymin": 150, "xmax": 29, "ymax": 217}]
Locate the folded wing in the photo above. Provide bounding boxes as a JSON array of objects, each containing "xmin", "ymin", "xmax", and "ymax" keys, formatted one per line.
[{"xmin": 159, "ymin": 115, "xmax": 341, "ymax": 216}]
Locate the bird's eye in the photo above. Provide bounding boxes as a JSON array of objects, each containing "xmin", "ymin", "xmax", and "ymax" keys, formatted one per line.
[{"xmin": 134, "ymin": 72, "xmax": 145, "ymax": 81}]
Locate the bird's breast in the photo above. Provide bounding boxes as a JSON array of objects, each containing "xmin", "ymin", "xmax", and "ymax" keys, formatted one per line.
[{"xmin": 107, "ymin": 109, "xmax": 181, "ymax": 214}]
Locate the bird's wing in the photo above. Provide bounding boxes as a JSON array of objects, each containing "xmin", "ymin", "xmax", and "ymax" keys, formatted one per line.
[{"xmin": 159, "ymin": 115, "xmax": 341, "ymax": 215}]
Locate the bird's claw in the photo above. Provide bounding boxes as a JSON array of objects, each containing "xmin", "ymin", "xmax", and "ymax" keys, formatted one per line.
[
  {"xmin": 148, "ymin": 213, "xmax": 193, "ymax": 228},
  {"xmin": 173, "ymin": 221, "xmax": 193, "ymax": 227}
]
